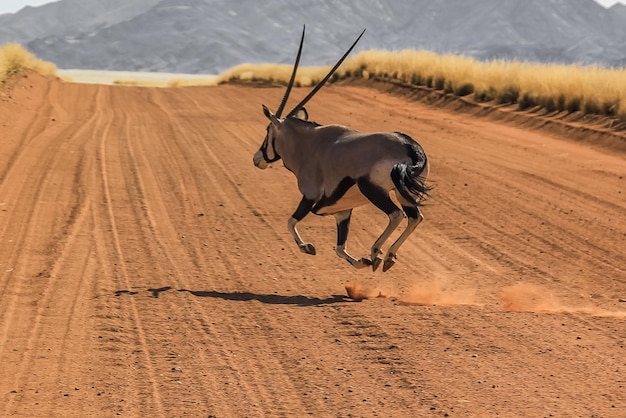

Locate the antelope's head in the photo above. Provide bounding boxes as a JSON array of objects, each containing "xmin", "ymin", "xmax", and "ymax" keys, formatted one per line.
[
  {"xmin": 253, "ymin": 105, "xmax": 308, "ymax": 169},
  {"xmin": 253, "ymin": 25, "xmax": 365, "ymax": 169}
]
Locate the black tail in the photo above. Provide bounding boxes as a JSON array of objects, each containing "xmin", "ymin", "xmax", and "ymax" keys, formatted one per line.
[{"xmin": 391, "ymin": 159, "xmax": 431, "ymax": 207}]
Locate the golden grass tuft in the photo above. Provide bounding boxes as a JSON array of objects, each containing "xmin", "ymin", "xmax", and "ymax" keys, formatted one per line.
[
  {"xmin": 214, "ymin": 62, "xmax": 330, "ymax": 87},
  {"xmin": 113, "ymin": 79, "xmax": 162, "ymax": 87},
  {"xmin": 216, "ymin": 49, "xmax": 626, "ymax": 122},
  {"xmin": 112, "ymin": 76, "xmax": 219, "ymax": 88},
  {"xmin": 0, "ymin": 43, "xmax": 56, "ymax": 84}
]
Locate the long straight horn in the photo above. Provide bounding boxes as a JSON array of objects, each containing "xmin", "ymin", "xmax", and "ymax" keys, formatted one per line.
[
  {"xmin": 287, "ymin": 28, "xmax": 366, "ymax": 117},
  {"xmin": 275, "ymin": 25, "xmax": 306, "ymax": 118}
]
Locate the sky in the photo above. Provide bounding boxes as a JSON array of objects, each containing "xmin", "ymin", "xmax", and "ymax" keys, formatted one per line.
[
  {"xmin": 0, "ymin": 0, "xmax": 58, "ymax": 15},
  {"xmin": 0, "ymin": 0, "xmax": 625, "ymax": 14}
]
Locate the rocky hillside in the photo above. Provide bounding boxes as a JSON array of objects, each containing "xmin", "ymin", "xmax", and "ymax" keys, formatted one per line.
[{"xmin": 1, "ymin": 0, "xmax": 625, "ymax": 73}]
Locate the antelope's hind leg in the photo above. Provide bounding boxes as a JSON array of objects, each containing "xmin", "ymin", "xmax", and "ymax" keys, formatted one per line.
[
  {"xmin": 382, "ymin": 199, "xmax": 424, "ymax": 272},
  {"xmin": 289, "ymin": 196, "xmax": 316, "ymax": 255},
  {"xmin": 333, "ymin": 210, "xmax": 371, "ymax": 269},
  {"xmin": 356, "ymin": 178, "xmax": 404, "ymax": 271}
]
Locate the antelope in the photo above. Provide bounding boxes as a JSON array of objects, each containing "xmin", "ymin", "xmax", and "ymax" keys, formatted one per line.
[{"xmin": 253, "ymin": 26, "xmax": 431, "ymax": 272}]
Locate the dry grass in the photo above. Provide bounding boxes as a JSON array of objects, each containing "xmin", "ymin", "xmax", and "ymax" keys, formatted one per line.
[
  {"xmin": 216, "ymin": 50, "xmax": 626, "ymax": 122},
  {"xmin": 55, "ymin": 69, "xmax": 219, "ymax": 87},
  {"xmin": 113, "ymin": 79, "xmax": 169, "ymax": 87},
  {"xmin": 215, "ymin": 63, "xmax": 331, "ymax": 87},
  {"xmin": 3, "ymin": 41, "xmax": 624, "ymax": 122},
  {"xmin": 112, "ymin": 77, "xmax": 218, "ymax": 88},
  {"xmin": 0, "ymin": 43, "xmax": 56, "ymax": 84},
  {"xmin": 165, "ymin": 78, "xmax": 218, "ymax": 87}
]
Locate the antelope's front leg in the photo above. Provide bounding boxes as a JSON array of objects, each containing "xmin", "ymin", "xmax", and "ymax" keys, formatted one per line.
[
  {"xmin": 333, "ymin": 210, "xmax": 371, "ymax": 269},
  {"xmin": 288, "ymin": 196, "xmax": 316, "ymax": 255}
]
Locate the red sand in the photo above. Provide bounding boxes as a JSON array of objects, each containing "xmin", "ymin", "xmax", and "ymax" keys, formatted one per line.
[{"xmin": 0, "ymin": 72, "xmax": 624, "ymax": 417}]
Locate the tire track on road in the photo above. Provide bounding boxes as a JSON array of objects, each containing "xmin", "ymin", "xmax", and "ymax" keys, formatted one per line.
[
  {"xmin": 0, "ymin": 82, "xmax": 98, "ymax": 416},
  {"xmin": 89, "ymin": 86, "xmax": 166, "ymax": 417},
  {"xmin": 139, "ymin": 88, "xmax": 312, "ymax": 416}
]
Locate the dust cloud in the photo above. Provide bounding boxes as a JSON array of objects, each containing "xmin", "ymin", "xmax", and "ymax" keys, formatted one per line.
[
  {"xmin": 398, "ymin": 281, "xmax": 477, "ymax": 306},
  {"xmin": 345, "ymin": 280, "xmax": 476, "ymax": 306},
  {"xmin": 345, "ymin": 280, "xmax": 625, "ymax": 318},
  {"xmin": 501, "ymin": 282, "xmax": 626, "ymax": 318},
  {"xmin": 345, "ymin": 282, "xmax": 391, "ymax": 300}
]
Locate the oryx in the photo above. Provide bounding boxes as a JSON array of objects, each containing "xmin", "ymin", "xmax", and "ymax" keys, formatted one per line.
[{"xmin": 253, "ymin": 26, "xmax": 431, "ymax": 272}]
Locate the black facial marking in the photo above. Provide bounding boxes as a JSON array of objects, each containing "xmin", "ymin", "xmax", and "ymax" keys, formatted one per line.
[{"xmin": 261, "ymin": 126, "xmax": 281, "ymax": 163}]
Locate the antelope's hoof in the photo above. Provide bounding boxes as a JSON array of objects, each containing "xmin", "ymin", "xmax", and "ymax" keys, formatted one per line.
[
  {"xmin": 371, "ymin": 257, "xmax": 382, "ymax": 272},
  {"xmin": 353, "ymin": 258, "xmax": 372, "ymax": 269},
  {"xmin": 299, "ymin": 243, "xmax": 316, "ymax": 255},
  {"xmin": 382, "ymin": 258, "xmax": 396, "ymax": 272}
]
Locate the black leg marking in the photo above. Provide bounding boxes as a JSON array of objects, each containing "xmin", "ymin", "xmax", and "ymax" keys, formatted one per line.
[
  {"xmin": 403, "ymin": 205, "xmax": 419, "ymax": 220},
  {"xmin": 292, "ymin": 196, "xmax": 315, "ymax": 221},
  {"xmin": 336, "ymin": 215, "xmax": 351, "ymax": 247},
  {"xmin": 289, "ymin": 196, "xmax": 317, "ymax": 255},
  {"xmin": 312, "ymin": 177, "xmax": 355, "ymax": 214},
  {"xmin": 333, "ymin": 210, "xmax": 371, "ymax": 268},
  {"xmin": 356, "ymin": 177, "xmax": 400, "ymax": 215}
]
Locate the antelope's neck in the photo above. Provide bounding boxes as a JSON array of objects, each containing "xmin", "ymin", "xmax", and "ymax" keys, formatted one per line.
[{"xmin": 275, "ymin": 124, "xmax": 317, "ymax": 173}]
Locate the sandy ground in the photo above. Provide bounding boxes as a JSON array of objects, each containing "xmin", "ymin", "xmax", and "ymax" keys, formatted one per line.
[{"xmin": 0, "ymin": 72, "xmax": 625, "ymax": 417}]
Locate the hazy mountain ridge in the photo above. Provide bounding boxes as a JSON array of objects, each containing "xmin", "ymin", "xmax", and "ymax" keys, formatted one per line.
[
  {"xmin": 1, "ymin": 0, "xmax": 625, "ymax": 73},
  {"xmin": 611, "ymin": 3, "xmax": 626, "ymax": 20}
]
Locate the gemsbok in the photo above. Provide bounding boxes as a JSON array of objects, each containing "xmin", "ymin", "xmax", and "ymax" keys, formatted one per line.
[{"xmin": 253, "ymin": 26, "xmax": 431, "ymax": 272}]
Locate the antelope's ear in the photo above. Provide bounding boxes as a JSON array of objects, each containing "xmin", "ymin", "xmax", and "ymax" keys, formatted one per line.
[
  {"xmin": 293, "ymin": 107, "xmax": 308, "ymax": 121},
  {"xmin": 262, "ymin": 104, "xmax": 280, "ymax": 126}
]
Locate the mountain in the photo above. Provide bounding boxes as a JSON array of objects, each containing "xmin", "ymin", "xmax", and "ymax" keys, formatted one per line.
[
  {"xmin": 0, "ymin": 0, "xmax": 162, "ymax": 45},
  {"xmin": 612, "ymin": 3, "xmax": 626, "ymax": 13},
  {"xmin": 1, "ymin": 0, "xmax": 625, "ymax": 74},
  {"xmin": 611, "ymin": 3, "xmax": 626, "ymax": 21}
]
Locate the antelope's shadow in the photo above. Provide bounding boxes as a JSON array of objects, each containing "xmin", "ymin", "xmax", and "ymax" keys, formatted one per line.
[
  {"xmin": 179, "ymin": 289, "xmax": 354, "ymax": 306},
  {"xmin": 116, "ymin": 287, "xmax": 356, "ymax": 306}
]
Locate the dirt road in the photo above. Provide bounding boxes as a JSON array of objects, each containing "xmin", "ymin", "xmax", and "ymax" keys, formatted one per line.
[{"xmin": 0, "ymin": 72, "xmax": 625, "ymax": 417}]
